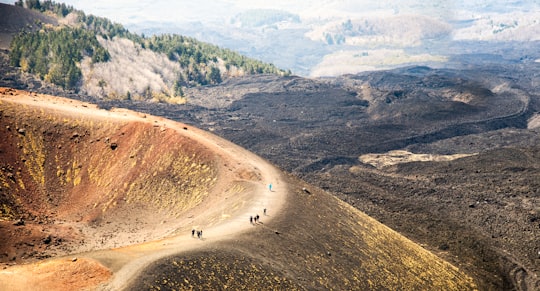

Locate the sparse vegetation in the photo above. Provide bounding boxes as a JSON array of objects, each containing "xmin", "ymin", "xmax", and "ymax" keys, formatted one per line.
[
  {"xmin": 133, "ymin": 251, "xmax": 301, "ymax": 290},
  {"xmin": 15, "ymin": 0, "xmax": 74, "ymax": 17}
]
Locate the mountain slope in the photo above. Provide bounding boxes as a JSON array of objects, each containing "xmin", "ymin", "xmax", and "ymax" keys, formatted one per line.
[
  {"xmin": 103, "ymin": 65, "xmax": 540, "ymax": 290},
  {"xmin": 127, "ymin": 173, "xmax": 477, "ymax": 290},
  {"xmin": 4, "ymin": 2, "xmax": 288, "ymax": 101},
  {"xmin": 0, "ymin": 89, "xmax": 477, "ymax": 290},
  {"xmin": 0, "ymin": 3, "xmax": 58, "ymax": 49}
]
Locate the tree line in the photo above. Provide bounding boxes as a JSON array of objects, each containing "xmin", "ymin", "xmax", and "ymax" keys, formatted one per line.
[
  {"xmin": 9, "ymin": 26, "xmax": 110, "ymax": 90},
  {"xmin": 15, "ymin": 0, "xmax": 73, "ymax": 17},
  {"xmin": 143, "ymin": 34, "xmax": 289, "ymax": 86},
  {"xmin": 10, "ymin": 0, "xmax": 290, "ymax": 94}
]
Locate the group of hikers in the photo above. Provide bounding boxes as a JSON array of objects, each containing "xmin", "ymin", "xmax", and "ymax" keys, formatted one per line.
[
  {"xmin": 191, "ymin": 229, "xmax": 203, "ymax": 239},
  {"xmin": 249, "ymin": 214, "xmax": 259, "ymax": 224},
  {"xmin": 190, "ymin": 182, "xmax": 274, "ymax": 239},
  {"xmin": 250, "ymin": 208, "xmax": 267, "ymax": 225}
]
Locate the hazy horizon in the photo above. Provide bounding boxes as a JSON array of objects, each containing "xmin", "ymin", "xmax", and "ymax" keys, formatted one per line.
[
  {"xmin": 3, "ymin": 1, "xmax": 538, "ymax": 23},
  {"xmin": 2, "ymin": 0, "xmax": 540, "ymax": 76}
]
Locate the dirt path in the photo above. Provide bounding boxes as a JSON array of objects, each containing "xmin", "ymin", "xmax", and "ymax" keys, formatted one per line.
[
  {"xmin": 94, "ymin": 118, "xmax": 288, "ymax": 290},
  {"xmin": 0, "ymin": 90, "xmax": 289, "ymax": 290}
]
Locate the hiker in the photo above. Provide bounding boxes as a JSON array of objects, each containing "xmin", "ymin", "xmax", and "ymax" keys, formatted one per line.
[
  {"xmin": 264, "ymin": 208, "xmax": 267, "ymax": 215},
  {"xmin": 200, "ymin": 230, "xmax": 203, "ymax": 239},
  {"xmin": 269, "ymin": 183, "xmax": 273, "ymax": 191},
  {"xmin": 256, "ymin": 214, "xmax": 260, "ymax": 222},
  {"xmin": 192, "ymin": 229, "xmax": 195, "ymax": 237},
  {"xmin": 250, "ymin": 216, "xmax": 253, "ymax": 224},
  {"xmin": 197, "ymin": 231, "xmax": 201, "ymax": 239}
]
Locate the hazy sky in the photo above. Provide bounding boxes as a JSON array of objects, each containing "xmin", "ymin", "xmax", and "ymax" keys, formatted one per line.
[
  {"xmin": 1, "ymin": 0, "xmax": 323, "ymax": 24},
  {"xmin": 2, "ymin": 0, "xmax": 538, "ymax": 26},
  {"xmin": 2, "ymin": 0, "xmax": 539, "ymax": 76}
]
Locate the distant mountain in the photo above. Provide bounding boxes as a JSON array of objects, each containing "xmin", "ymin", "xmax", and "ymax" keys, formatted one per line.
[
  {"xmin": 2, "ymin": 1, "xmax": 289, "ymax": 102},
  {"xmin": 114, "ymin": 0, "xmax": 540, "ymax": 76},
  {"xmin": 230, "ymin": 9, "xmax": 300, "ymax": 28}
]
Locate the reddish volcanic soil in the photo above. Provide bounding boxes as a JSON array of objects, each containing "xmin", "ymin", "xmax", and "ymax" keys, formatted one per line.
[
  {"xmin": 0, "ymin": 88, "xmax": 286, "ymax": 290},
  {"xmin": 0, "ymin": 88, "xmax": 478, "ymax": 290}
]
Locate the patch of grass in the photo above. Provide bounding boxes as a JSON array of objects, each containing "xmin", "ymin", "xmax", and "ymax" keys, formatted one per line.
[
  {"xmin": 131, "ymin": 251, "xmax": 302, "ymax": 290},
  {"xmin": 18, "ymin": 126, "xmax": 46, "ymax": 187}
]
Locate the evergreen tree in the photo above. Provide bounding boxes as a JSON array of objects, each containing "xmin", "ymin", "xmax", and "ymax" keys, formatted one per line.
[
  {"xmin": 9, "ymin": 0, "xmax": 291, "ymax": 97},
  {"xmin": 9, "ymin": 26, "xmax": 109, "ymax": 90},
  {"xmin": 207, "ymin": 67, "xmax": 222, "ymax": 85}
]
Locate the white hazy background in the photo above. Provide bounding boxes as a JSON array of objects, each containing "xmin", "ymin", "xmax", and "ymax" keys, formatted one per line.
[{"xmin": 2, "ymin": 0, "xmax": 540, "ymax": 76}]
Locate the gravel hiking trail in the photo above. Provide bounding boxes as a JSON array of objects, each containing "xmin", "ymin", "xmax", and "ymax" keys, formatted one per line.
[
  {"xmin": 94, "ymin": 119, "xmax": 288, "ymax": 291},
  {"xmin": 0, "ymin": 90, "xmax": 288, "ymax": 290}
]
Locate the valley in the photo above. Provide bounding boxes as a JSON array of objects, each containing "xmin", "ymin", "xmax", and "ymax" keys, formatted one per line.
[{"xmin": 91, "ymin": 64, "xmax": 540, "ymax": 290}]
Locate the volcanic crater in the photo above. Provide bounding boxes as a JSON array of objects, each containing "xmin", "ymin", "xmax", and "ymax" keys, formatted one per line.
[
  {"xmin": 0, "ymin": 87, "xmax": 230, "ymax": 258},
  {"xmin": 0, "ymin": 88, "xmax": 478, "ymax": 290}
]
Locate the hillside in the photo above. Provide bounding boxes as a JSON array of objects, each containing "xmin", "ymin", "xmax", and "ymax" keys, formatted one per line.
[
  {"xmin": 94, "ymin": 65, "xmax": 540, "ymax": 290},
  {"xmin": 0, "ymin": 88, "xmax": 221, "ymax": 258},
  {"xmin": 0, "ymin": 89, "xmax": 477, "ymax": 290},
  {"xmin": 1, "ymin": 40, "xmax": 538, "ymax": 289},
  {"xmin": 3, "ymin": 2, "xmax": 288, "ymax": 102},
  {"xmin": 0, "ymin": 3, "xmax": 58, "ymax": 49},
  {"xmin": 1, "ymin": 2, "xmax": 539, "ymax": 291}
]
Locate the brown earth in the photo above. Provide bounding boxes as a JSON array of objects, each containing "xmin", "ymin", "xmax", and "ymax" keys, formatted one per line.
[{"xmin": 0, "ymin": 88, "xmax": 478, "ymax": 290}]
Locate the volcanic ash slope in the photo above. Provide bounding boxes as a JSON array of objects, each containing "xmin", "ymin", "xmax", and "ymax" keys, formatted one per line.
[{"xmin": 0, "ymin": 88, "xmax": 477, "ymax": 290}]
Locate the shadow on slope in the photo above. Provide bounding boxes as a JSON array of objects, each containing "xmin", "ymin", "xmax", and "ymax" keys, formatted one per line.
[{"xmin": 0, "ymin": 3, "xmax": 58, "ymax": 49}]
